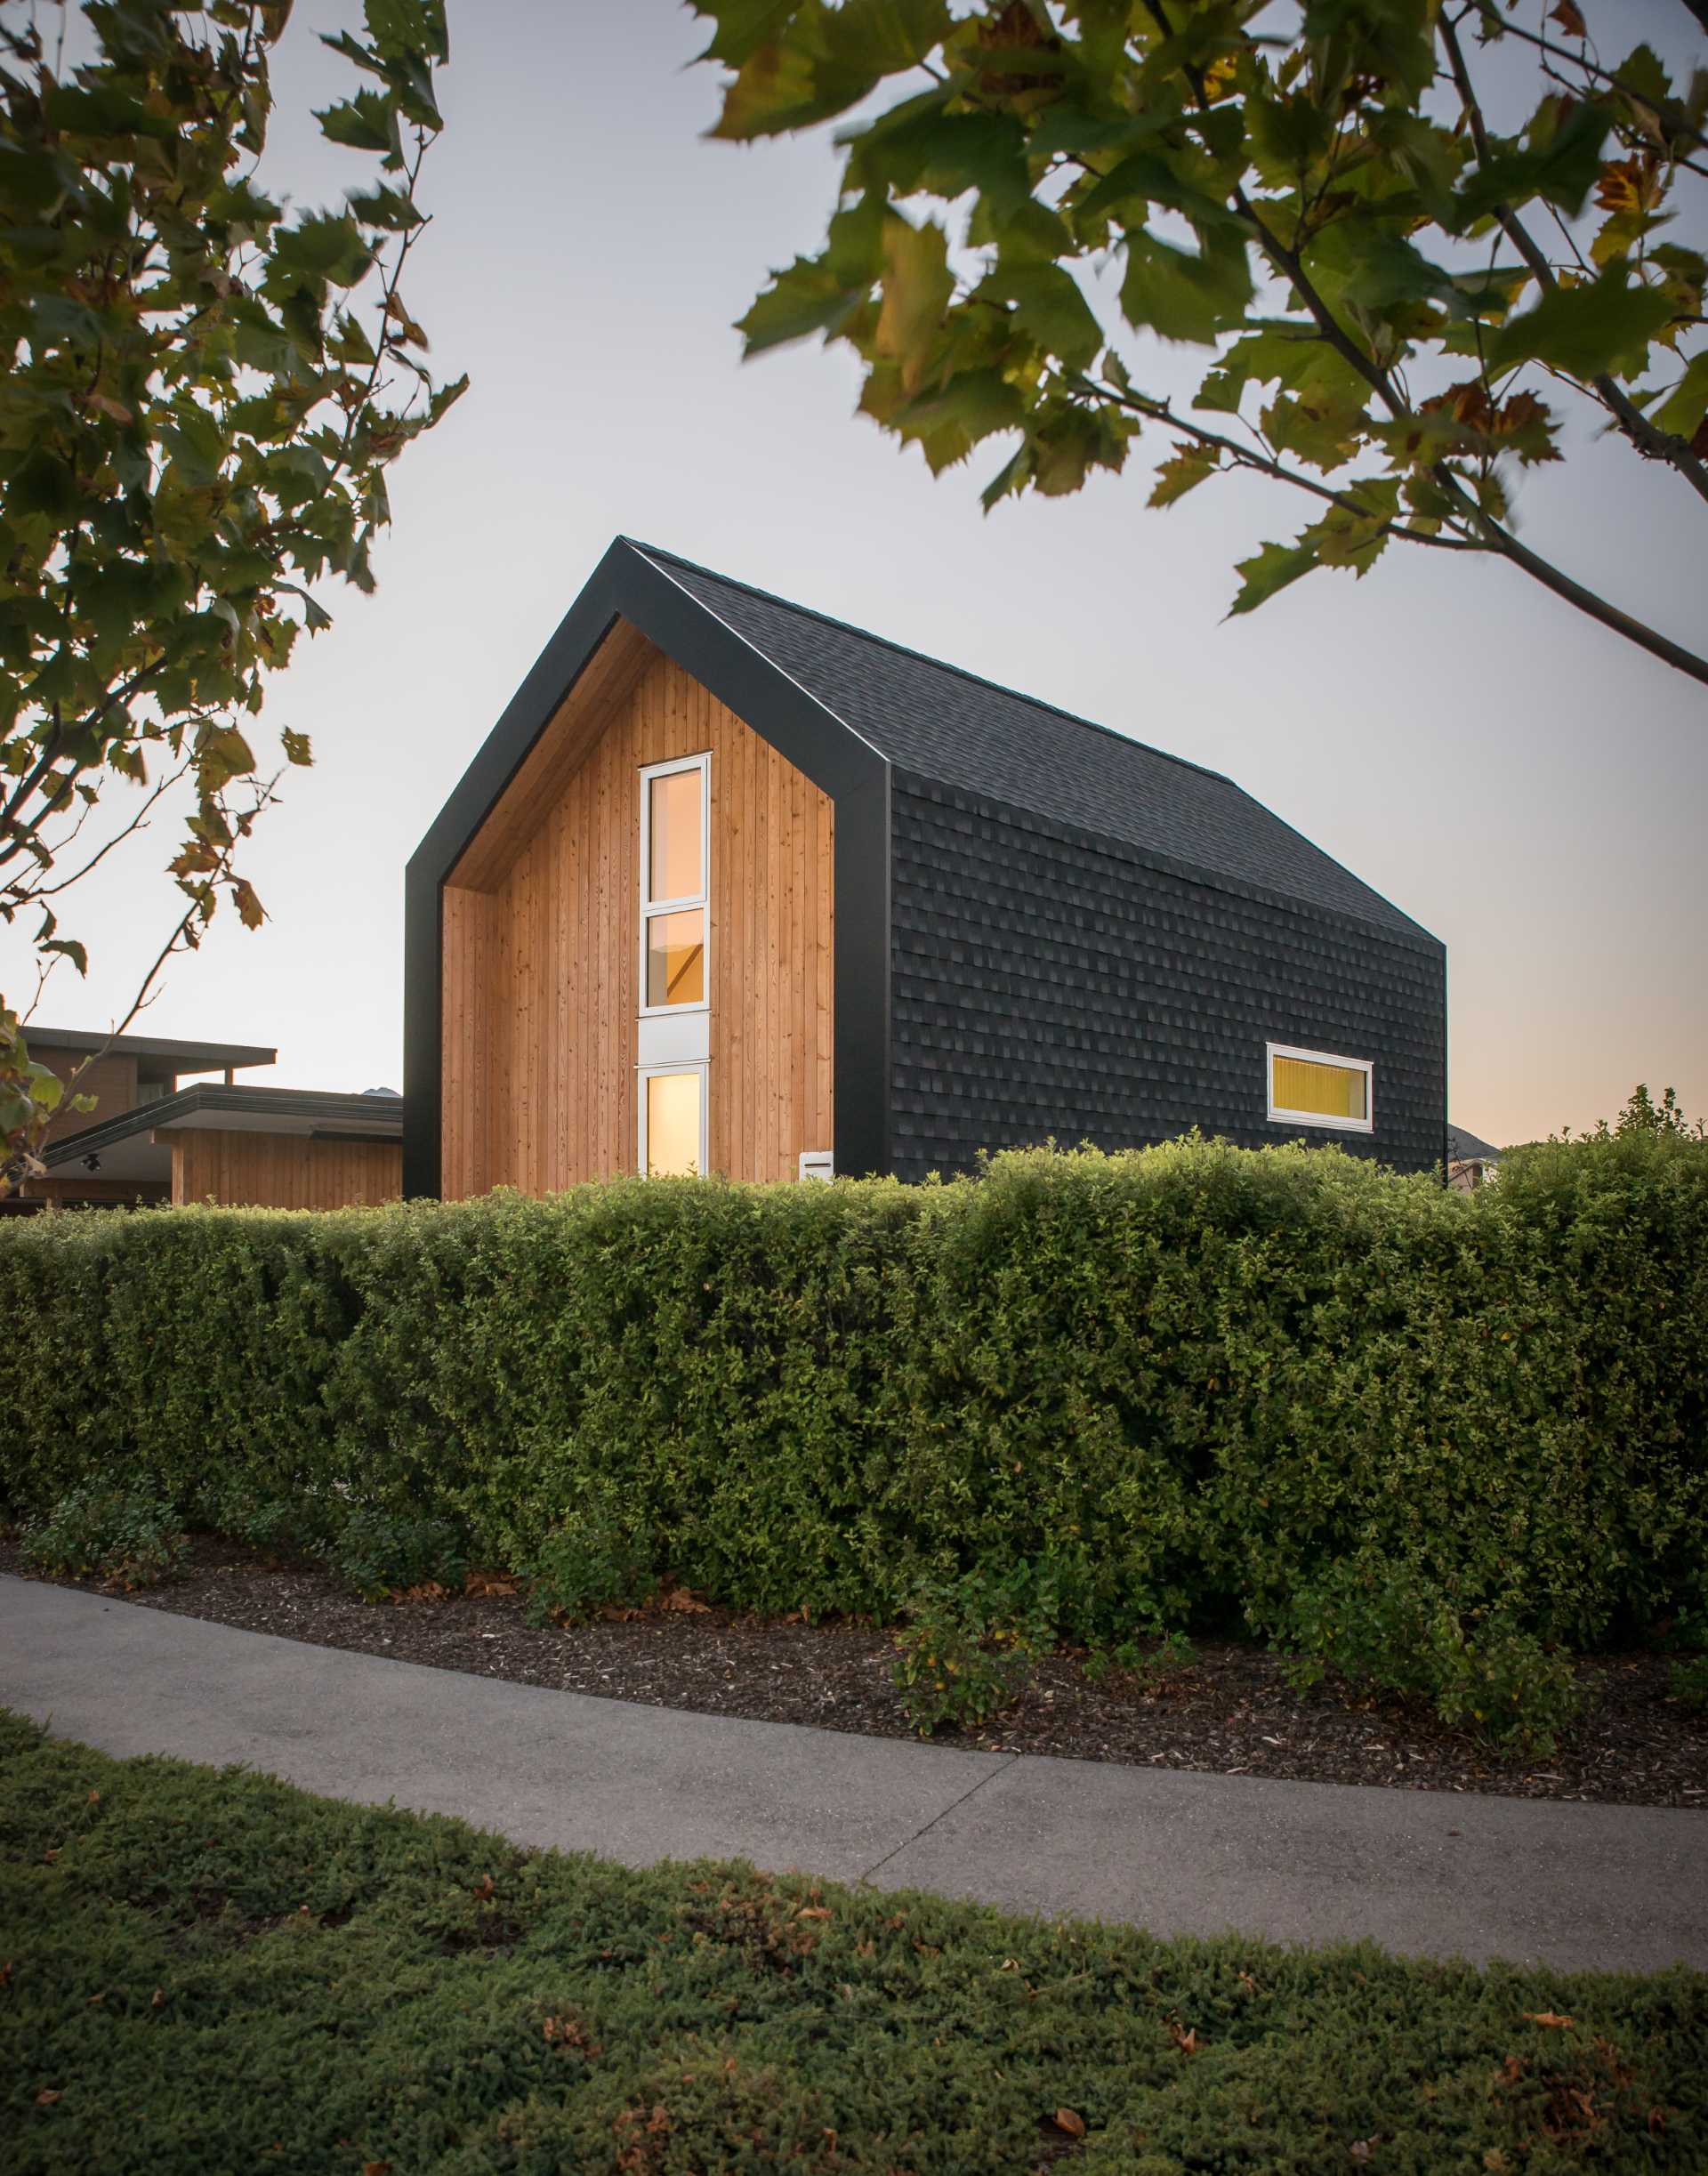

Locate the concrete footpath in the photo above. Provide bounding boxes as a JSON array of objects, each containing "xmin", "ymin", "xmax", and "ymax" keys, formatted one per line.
[{"xmin": 4, "ymin": 1573, "xmax": 1704, "ymax": 1974}]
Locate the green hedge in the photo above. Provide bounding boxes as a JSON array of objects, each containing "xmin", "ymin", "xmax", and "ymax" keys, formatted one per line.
[{"xmin": 4, "ymin": 1129, "xmax": 1705, "ymax": 1648}]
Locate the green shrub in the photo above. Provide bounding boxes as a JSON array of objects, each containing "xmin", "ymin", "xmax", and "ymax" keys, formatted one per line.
[
  {"xmin": 1082, "ymin": 1630, "xmax": 1197, "ymax": 1689},
  {"xmin": 22, "ymin": 1486, "xmax": 186, "ymax": 1588},
  {"xmin": 326, "ymin": 1510, "xmax": 467, "ymax": 1603},
  {"xmin": 1275, "ymin": 1560, "xmax": 1587, "ymax": 1754},
  {"xmin": 1, "ymin": 1123, "xmax": 1704, "ymax": 1726},
  {"xmin": 890, "ymin": 1568, "xmax": 1054, "ymax": 1737},
  {"xmin": 522, "ymin": 1500, "xmax": 654, "ymax": 1624}
]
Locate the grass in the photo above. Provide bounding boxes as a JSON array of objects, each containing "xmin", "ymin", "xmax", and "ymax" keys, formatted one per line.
[{"xmin": 1, "ymin": 1713, "xmax": 1704, "ymax": 2173}]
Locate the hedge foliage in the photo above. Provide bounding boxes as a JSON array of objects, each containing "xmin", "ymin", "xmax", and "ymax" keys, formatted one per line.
[{"xmin": 4, "ymin": 1128, "xmax": 1705, "ymax": 1656}]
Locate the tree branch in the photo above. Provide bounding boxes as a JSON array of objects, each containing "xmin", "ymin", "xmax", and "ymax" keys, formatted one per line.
[
  {"xmin": 1439, "ymin": 12, "xmax": 1708, "ymax": 510},
  {"xmin": 1077, "ymin": 374, "xmax": 1479, "ymax": 549}
]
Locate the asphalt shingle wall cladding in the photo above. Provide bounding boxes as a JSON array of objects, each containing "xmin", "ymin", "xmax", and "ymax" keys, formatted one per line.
[{"xmin": 889, "ymin": 776, "xmax": 1447, "ymax": 1182}]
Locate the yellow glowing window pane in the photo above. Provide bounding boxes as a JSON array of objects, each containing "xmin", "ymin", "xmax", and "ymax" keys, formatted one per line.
[
  {"xmin": 647, "ymin": 1071, "xmax": 702, "ymax": 1176},
  {"xmin": 1272, "ymin": 1054, "xmax": 1367, "ymax": 1122},
  {"xmin": 646, "ymin": 907, "xmax": 705, "ymax": 1007},
  {"xmin": 649, "ymin": 767, "xmax": 703, "ymax": 903}
]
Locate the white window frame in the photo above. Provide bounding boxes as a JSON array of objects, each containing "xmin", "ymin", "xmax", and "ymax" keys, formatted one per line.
[
  {"xmin": 638, "ymin": 1061, "xmax": 709, "ymax": 1178},
  {"xmin": 638, "ymin": 752, "xmax": 711, "ymax": 1018},
  {"xmin": 1266, "ymin": 1042, "xmax": 1375, "ymax": 1134}
]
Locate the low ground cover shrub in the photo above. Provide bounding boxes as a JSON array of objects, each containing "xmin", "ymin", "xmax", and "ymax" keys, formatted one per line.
[
  {"xmin": 324, "ymin": 1510, "xmax": 468, "ymax": 1603},
  {"xmin": 20, "ymin": 1487, "xmax": 185, "ymax": 1589},
  {"xmin": 521, "ymin": 1500, "xmax": 655, "ymax": 1624},
  {"xmin": 3, "ymin": 1113, "xmax": 1704, "ymax": 1748},
  {"xmin": 1082, "ymin": 1630, "xmax": 1197, "ymax": 1690},
  {"xmin": 5, "ymin": 1713, "xmax": 1704, "ymax": 2174},
  {"xmin": 1273, "ymin": 1560, "xmax": 1588, "ymax": 1755},
  {"xmin": 890, "ymin": 1568, "xmax": 1057, "ymax": 1735}
]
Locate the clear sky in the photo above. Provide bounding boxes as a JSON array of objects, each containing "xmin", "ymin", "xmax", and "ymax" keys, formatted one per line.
[{"xmin": 17, "ymin": 0, "xmax": 1706, "ymax": 1148}]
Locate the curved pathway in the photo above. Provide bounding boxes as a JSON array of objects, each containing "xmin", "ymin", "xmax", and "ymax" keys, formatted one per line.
[{"xmin": 3, "ymin": 1573, "xmax": 1703, "ymax": 1972}]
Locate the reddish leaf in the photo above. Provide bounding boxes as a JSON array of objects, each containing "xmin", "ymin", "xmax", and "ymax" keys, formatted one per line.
[{"xmin": 1052, "ymin": 2107, "xmax": 1086, "ymax": 2139}]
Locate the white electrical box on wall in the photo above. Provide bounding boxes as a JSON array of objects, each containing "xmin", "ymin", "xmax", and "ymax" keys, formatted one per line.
[{"xmin": 798, "ymin": 1150, "xmax": 834, "ymax": 1183}]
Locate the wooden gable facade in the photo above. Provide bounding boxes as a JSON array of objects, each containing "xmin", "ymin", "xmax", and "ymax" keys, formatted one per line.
[{"xmin": 438, "ymin": 633, "xmax": 834, "ymax": 1195}]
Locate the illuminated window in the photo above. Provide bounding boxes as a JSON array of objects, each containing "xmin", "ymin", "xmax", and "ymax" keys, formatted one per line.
[
  {"xmin": 1267, "ymin": 1043, "xmax": 1374, "ymax": 1133},
  {"xmin": 641, "ymin": 1066, "xmax": 705, "ymax": 1177},
  {"xmin": 640, "ymin": 754, "xmax": 708, "ymax": 1014}
]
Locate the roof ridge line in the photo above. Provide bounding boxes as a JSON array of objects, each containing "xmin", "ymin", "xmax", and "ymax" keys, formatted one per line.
[{"xmin": 621, "ymin": 537, "xmax": 1237, "ymax": 790}]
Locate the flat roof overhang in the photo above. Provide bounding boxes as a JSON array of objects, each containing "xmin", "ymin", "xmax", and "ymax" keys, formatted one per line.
[
  {"xmin": 27, "ymin": 1025, "xmax": 278, "ymax": 1084},
  {"xmin": 44, "ymin": 1084, "xmax": 404, "ymax": 1186}
]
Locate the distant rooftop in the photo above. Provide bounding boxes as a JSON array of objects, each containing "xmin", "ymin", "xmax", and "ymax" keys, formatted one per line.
[
  {"xmin": 1447, "ymin": 1124, "xmax": 1503, "ymax": 1162},
  {"xmin": 26, "ymin": 1025, "xmax": 277, "ymax": 1079}
]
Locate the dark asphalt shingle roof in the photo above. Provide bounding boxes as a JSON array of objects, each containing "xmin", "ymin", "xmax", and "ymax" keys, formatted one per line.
[{"xmin": 633, "ymin": 542, "xmax": 1431, "ymax": 944}]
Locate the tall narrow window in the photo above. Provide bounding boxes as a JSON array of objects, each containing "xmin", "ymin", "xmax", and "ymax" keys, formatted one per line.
[
  {"xmin": 640, "ymin": 754, "xmax": 708, "ymax": 1013},
  {"xmin": 641, "ymin": 1066, "xmax": 706, "ymax": 1176},
  {"xmin": 1267, "ymin": 1043, "xmax": 1374, "ymax": 1132}
]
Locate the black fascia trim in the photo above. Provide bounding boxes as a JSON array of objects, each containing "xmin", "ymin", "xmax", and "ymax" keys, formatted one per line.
[{"xmin": 403, "ymin": 538, "xmax": 893, "ymax": 1197}]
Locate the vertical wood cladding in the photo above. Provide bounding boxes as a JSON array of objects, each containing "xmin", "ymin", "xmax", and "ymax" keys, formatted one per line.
[
  {"xmin": 889, "ymin": 775, "xmax": 1446, "ymax": 1182},
  {"xmin": 37, "ymin": 1052, "xmax": 138, "ymax": 1148},
  {"xmin": 439, "ymin": 640, "xmax": 834, "ymax": 1195},
  {"xmin": 171, "ymin": 1131, "xmax": 402, "ymax": 1208}
]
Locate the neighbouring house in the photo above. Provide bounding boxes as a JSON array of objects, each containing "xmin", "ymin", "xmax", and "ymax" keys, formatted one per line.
[
  {"xmin": 24, "ymin": 1025, "xmax": 403, "ymax": 1210},
  {"xmin": 1446, "ymin": 1123, "xmax": 1503, "ymax": 1192},
  {"xmin": 405, "ymin": 539, "xmax": 1446, "ymax": 1197}
]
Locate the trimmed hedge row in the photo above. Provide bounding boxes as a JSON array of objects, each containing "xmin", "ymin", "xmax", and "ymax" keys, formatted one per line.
[{"xmin": 3, "ymin": 1130, "xmax": 1705, "ymax": 1648}]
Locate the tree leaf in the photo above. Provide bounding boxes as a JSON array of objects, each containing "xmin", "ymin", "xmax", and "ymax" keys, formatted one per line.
[
  {"xmin": 1227, "ymin": 535, "xmax": 1321, "ymax": 617},
  {"xmin": 1486, "ymin": 267, "xmax": 1675, "ymax": 380},
  {"xmin": 1120, "ymin": 230, "xmax": 1253, "ymax": 346},
  {"xmin": 978, "ymin": 263, "xmax": 1102, "ymax": 371},
  {"xmin": 1148, "ymin": 447, "xmax": 1220, "ymax": 508},
  {"xmin": 875, "ymin": 216, "xmax": 953, "ymax": 392},
  {"xmin": 1655, "ymin": 352, "xmax": 1708, "ymax": 439}
]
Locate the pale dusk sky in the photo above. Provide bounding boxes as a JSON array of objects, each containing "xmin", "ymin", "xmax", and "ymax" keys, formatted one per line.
[{"xmin": 13, "ymin": 0, "xmax": 1705, "ymax": 1150}]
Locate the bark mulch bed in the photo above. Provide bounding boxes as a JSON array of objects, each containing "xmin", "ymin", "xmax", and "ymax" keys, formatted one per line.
[{"xmin": 4, "ymin": 1535, "xmax": 1704, "ymax": 1810}]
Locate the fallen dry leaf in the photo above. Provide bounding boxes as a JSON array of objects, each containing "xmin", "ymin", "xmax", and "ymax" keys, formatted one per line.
[
  {"xmin": 362, "ymin": 2162, "xmax": 391, "ymax": 2175},
  {"xmin": 1168, "ymin": 2022, "xmax": 1200, "ymax": 2056},
  {"xmin": 465, "ymin": 1571, "xmax": 517, "ymax": 1598},
  {"xmin": 1523, "ymin": 2011, "xmax": 1575, "ymax": 2029},
  {"xmin": 795, "ymin": 1906, "xmax": 832, "ymax": 1922},
  {"xmin": 660, "ymin": 1587, "xmax": 712, "ymax": 1614},
  {"xmin": 36, "ymin": 2090, "xmax": 62, "ymax": 2107},
  {"xmin": 1051, "ymin": 2107, "xmax": 1086, "ymax": 2139},
  {"xmin": 472, "ymin": 1874, "xmax": 496, "ymax": 1902},
  {"xmin": 390, "ymin": 1582, "xmax": 449, "ymax": 1606}
]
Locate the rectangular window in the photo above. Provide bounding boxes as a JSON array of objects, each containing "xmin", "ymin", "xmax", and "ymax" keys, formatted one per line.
[
  {"xmin": 640, "ymin": 1065, "xmax": 706, "ymax": 1177},
  {"xmin": 1267, "ymin": 1043, "xmax": 1374, "ymax": 1132},
  {"xmin": 640, "ymin": 754, "xmax": 709, "ymax": 1016}
]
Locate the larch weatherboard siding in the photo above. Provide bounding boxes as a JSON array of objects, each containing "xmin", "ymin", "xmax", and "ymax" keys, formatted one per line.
[
  {"xmin": 888, "ymin": 773, "xmax": 1447, "ymax": 1182},
  {"xmin": 170, "ymin": 1131, "xmax": 402, "ymax": 1209},
  {"xmin": 439, "ymin": 639, "xmax": 834, "ymax": 1197}
]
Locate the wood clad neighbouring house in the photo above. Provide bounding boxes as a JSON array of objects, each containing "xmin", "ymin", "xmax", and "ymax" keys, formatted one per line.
[
  {"xmin": 171, "ymin": 1131, "xmax": 402, "ymax": 1209},
  {"xmin": 439, "ymin": 633, "xmax": 834, "ymax": 1197}
]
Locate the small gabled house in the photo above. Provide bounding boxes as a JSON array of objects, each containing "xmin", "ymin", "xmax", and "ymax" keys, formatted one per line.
[{"xmin": 405, "ymin": 539, "xmax": 1446, "ymax": 1197}]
